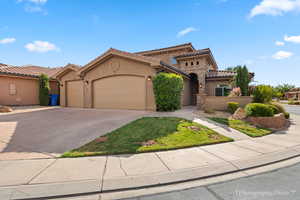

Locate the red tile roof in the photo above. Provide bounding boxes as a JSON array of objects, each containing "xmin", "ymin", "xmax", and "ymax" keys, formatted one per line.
[{"xmin": 0, "ymin": 63, "xmax": 62, "ymax": 78}]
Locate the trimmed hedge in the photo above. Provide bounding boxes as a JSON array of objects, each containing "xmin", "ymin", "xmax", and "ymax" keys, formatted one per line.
[
  {"xmin": 245, "ymin": 103, "xmax": 274, "ymax": 117},
  {"xmin": 227, "ymin": 102, "xmax": 239, "ymax": 114},
  {"xmin": 39, "ymin": 74, "xmax": 50, "ymax": 106},
  {"xmin": 152, "ymin": 73, "xmax": 183, "ymax": 111}
]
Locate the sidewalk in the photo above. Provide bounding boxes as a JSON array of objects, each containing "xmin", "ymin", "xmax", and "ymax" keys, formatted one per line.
[{"xmin": 0, "ymin": 115, "xmax": 300, "ymax": 200}]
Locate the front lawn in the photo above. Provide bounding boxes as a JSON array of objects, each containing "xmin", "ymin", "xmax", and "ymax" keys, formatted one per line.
[
  {"xmin": 208, "ymin": 117, "xmax": 272, "ymax": 137},
  {"xmin": 62, "ymin": 117, "xmax": 233, "ymax": 157}
]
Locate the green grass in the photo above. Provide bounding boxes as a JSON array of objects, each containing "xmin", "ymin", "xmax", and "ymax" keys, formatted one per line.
[
  {"xmin": 62, "ymin": 117, "xmax": 233, "ymax": 157},
  {"xmin": 208, "ymin": 117, "xmax": 272, "ymax": 137}
]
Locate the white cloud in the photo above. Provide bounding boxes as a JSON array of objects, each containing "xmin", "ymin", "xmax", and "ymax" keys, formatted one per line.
[
  {"xmin": 272, "ymin": 50, "xmax": 293, "ymax": 59},
  {"xmin": 284, "ymin": 34, "xmax": 300, "ymax": 43},
  {"xmin": 177, "ymin": 27, "xmax": 197, "ymax": 38},
  {"xmin": 0, "ymin": 38, "xmax": 16, "ymax": 44},
  {"xmin": 18, "ymin": 0, "xmax": 47, "ymax": 4},
  {"xmin": 249, "ymin": 0, "xmax": 300, "ymax": 18},
  {"xmin": 275, "ymin": 41, "xmax": 285, "ymax": 46},
  {"xmin": 25, "ymin": 41, "xmax": 59, "ymax": 53}
]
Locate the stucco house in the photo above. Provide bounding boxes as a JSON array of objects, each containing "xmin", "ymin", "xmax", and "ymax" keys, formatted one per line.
[
  {"xmin": 54, "ymin": 43, "xmax": 241, "ymax": 110},
  {"xmin": 1, "ymin": 43, "xmax": 249, "ymax": 109},
  {"xmin": 285, "ymin": 88, "xmax": 300, "ymax": 100},
  {"xmin": 0, "ymin": 64, "xmax": 60, "ymax": 105}
]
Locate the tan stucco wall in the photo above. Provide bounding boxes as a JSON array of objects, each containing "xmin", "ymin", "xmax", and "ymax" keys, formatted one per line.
[
  {"xmin": 205, "ymin": 80, "xmax": 231, "ymax": 96},
  {"xmin": 59, "ymin": 56, "xmax": 157, "ymax": 110},
  {"xmin": 181, "ymin": 78, "xmax": 192, "ymax": 106},
  {"xmin": 141, "ymin": 48, "xmax": 193, "ymax": 65},
  {"xmin": 85, "ymin": 56, "xmax": 157, "ymax": 110},
  {"xmin": 49, "ymin": 80, "xmax": 59, "ymax": 95},
  {"xmin": 0, "ymin": 75, "xmax": 59, "ymax": 106},
  {"xmin": 0, "ymin": 75, "xmax": 39, "ymax": 105},
  {"xmin": 57, "ymin": 70, "xmax": 82, "ymax": 107},
  {"xmin": 202, "ymin": 96, "xmax": 253, "ymax": 111}
]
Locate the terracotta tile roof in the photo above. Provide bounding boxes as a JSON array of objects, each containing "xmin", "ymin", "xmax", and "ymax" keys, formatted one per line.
[
  {"xmin": 206, "ymin": 70, "xmax": 237, "ymax": 78},
  {"xmin": 0, "ymin": 63, "xmax": 62, "ymax": 78},
  {"xmin": 174, "ymin": 48, "xmax": 211, "ymax": 59},
  {"xmin": 136, "ymin": 43, "xmax": 195, "ymax": 55},
  {"xmin": 206, "ymin": 70, "xmax": 255, "ymax": 79}
]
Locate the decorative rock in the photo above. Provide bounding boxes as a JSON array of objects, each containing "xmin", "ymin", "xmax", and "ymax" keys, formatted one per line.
[
  {"xmin": 230, "ymin": 107, "xmax": 247, "ymax": 120},
  {"xmin": 247, "ymin": 113, "xmax": 288, "ymax": 129},
  {"xmin": 0, "ymin": 106, "xmax": 13, "ymax": 113}
]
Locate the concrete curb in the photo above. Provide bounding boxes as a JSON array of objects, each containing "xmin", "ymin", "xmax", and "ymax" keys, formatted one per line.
[{"xmin": 2, "ymin": 147, "xmax": 300, "ymax": 200}]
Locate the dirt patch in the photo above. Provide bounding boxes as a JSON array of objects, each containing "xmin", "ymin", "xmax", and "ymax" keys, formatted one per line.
[
  {"xmin": 95, "ymin": 136, "xmax": 108, "ymax": 143},
  {"xmin": 188, "ymin": 126, "xmax": 201, "ymax": 131}
]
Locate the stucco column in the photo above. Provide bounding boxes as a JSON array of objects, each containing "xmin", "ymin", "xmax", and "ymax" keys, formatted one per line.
[
  {"xmin": 196, "ymin": 71, "xmax": 207, "ymax": 109},
  {"xmin": 84, "ymin": 79, "xmax": 93, "ymax": 108}
]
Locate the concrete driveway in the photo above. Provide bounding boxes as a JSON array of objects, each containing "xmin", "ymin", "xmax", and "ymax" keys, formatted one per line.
[{"xmin": 0, "ymin": 107, "xmax": 150, "ymax": 160}]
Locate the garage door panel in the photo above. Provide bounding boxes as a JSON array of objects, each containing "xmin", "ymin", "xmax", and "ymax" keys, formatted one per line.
[
  {"xmin": 93, "ymin": 75, "xmax": 145, "ymax": 110},
  {"xmin": 67, "ymin": 81, "xmax": 83, "ymax": 108}
]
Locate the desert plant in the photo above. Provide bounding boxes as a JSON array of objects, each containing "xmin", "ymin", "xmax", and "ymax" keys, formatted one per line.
[
  {"xmin": 284, "ymin": 112, "xmax": 290, "ymax": 119},
  {"xmin": 152, "ymin": 73, "xmax": 183, "ymax": 111},
  {"xmin": 245, "ymin": 103, "xmax": 274, "ymax": 117},
  {"xmin": 39, "ymin": 74, "xmax": 50, "ymax": 106},
  {"xmin": 227, "ymin": 102, "xmax": 240, "ymax": 114},
  {"xmin": 228, "ymin": 87, "xmax": 241, "ymax": 97},
  {"xmin": 252, "ymin": 85, "xmax": 273, "ymax": 103},
  {"xmin": 268, "ymin": 104, "xmax": 280, "ymax": 114},
  {"xmin": 234, "ymin": 65, "xmax": 251, "ymax": 96},
  {"xmin": 269, "ymin": 102, "xmax": 286, "ymax": 113}
]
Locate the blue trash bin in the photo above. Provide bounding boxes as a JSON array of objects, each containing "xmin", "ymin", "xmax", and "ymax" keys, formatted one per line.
[{"xmin": 50, "ymin": 94, "xmax": 59, "ymax": 106}]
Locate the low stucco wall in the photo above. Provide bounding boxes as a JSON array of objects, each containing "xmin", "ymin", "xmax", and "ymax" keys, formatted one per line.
[
  {"xmin": 247, "ymin": 113, "xmax": 287, "ymax": 129},
  {"xmin": 202, "ymin": 96, "xmax": 253, "ymax": 111},
  {"xmin": 0, "ymin": 75, "xmax": 59, "ymax": 106}
]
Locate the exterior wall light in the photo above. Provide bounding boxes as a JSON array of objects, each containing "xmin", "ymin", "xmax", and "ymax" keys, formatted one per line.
[
  {"xmin": 199, "ymin": 83, "xmax": 203, "ymax": 88},
  {"xmin": 147, "ymin": 76, "xmax": 152, "ymax": 81},
  {"xmin": 85, "ymin": 80, "xmax": 89, "ymax": 84}
]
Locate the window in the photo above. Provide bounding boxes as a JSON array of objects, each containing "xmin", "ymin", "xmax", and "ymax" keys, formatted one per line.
[
  {"xmin": 185, "ymin": 62, "xmax": 188, "ymax": 66},
  {"xmin": 196, "ymin": 61, "xmax": 199, "ymax": 65},
  {"xmin": 170, "ymin": 57, "xmax": 177, "ymax": 64},
  {"xmin": 191, "ymin": 62, "xmax": 194, "ymax": 66},
  {"xmin": 9, "ymin": 83, "xmax": 17, "ymax": 95},
  {"xmin": 215, "ymin": 85, "xmax": 231, "ymax": 96}
]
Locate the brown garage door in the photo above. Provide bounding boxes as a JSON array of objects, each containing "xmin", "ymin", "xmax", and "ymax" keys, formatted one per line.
[
  {"xmin": 93, "ymin": 75, "xmax": 145, "ymax": 110},
  {"xmin": 66, "ymin": 80, "xmax": 84, "ymax": 107}
]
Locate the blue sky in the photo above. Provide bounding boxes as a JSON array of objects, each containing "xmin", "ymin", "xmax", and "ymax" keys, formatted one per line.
[{"xmin": 0, "ymin": 0, "xmax": 300, "ymax": 86}]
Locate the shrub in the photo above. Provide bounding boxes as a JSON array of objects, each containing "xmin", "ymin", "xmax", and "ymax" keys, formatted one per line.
[
  {"xmin": 245, "ymin": 103, "xmax": 274, "ymax": 117},
  {"xmin": 228, "ymin": 87, "xmax": 241, "ymax": 97},
  {"xmin": 152, "ymin": 73, "xmax": 184, "ymax": 111},
  {"xmin": 268, "ymin": 104, "xmax": 280, "ymax": 114},
  {"xmin": 227, "ymin": 102, "xmax": 240, "ymax": 114},
  {"xmin": 39, "ymin": 74, "xmax": 50, "ymax": 106},
  {"xmin": 252, "ymin": 85, "xmax": 273, "ymax": 103},
  {"xmin": 269, "ymin": 102, "xmax": 286, "ymax": 113},
  {"xmin": 284, "ymin": 112, "xmax": 290, "ymax": 119}
]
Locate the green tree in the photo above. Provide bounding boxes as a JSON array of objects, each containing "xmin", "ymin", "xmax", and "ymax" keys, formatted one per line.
[
  {"xmin": 234, "ymin": 65, "xmax": 251, "ymax": 96},
  {"xmin": 252, "ymin": 85, "xmax": 273, "ymax": 103},
  {"xmin": 39, "ymin": 74, "xmax": 50, "ymax": 106},
  {"xmin": 275, "ymin": 84, "xmax": 295, "ymax": 94}
]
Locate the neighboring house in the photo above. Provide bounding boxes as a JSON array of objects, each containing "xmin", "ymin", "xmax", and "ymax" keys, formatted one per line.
[
  {"xmin": 0, "ymin": 64, "xmax": 61, "ymax": 105},
  {"xmin": 54, "ymin": 43, "xmax": 243, "ymax": 110},
  {"xmin": 285, "ymin": 88, "xmax": 300, "ymax": 100}
]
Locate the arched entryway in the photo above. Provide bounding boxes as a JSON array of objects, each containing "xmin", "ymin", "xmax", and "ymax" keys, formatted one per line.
[{"xmin": 190, "ymin": 73, "xmax": 199, "ymax": 105}]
